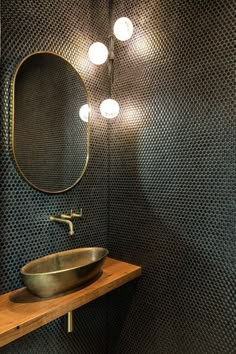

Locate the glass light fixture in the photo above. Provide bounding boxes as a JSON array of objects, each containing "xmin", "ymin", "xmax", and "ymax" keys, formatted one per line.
[
  {"xmin": 88, "ymin": 42, "xmax": 108, "ymax": 65},
  {"xmin": 79, "ymin": 104, "xmax": 89, "ymax": 122},
  {"xmin": 100, "ymin": 99, "xmax": 120, "ymax": 119},
  {"xmin": 113, "ymin": 17, "xmax": 133, "ymax": 41}
]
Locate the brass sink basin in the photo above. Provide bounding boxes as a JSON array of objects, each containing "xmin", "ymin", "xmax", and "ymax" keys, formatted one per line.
[{"xmin": 20, "ymin": 247, "xmax": 108, "ymax": 298}]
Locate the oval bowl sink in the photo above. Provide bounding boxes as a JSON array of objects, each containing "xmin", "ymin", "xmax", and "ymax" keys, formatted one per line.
[{"xmin": 20, "ymin": 247, "xmax": 109, "ymax": 298}]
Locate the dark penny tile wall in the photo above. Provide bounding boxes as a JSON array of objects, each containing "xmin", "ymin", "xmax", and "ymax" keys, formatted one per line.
[
  {"xmin": 1, "ymin": 0, "xmax": 235, "ymax": 353},
  {"xmin": 108, "ymin": 0, "xmax": 235, "ymax": 353},
  {"xmin": 0, "ymin": 0, "xmax": 109, "ymax": 353}
]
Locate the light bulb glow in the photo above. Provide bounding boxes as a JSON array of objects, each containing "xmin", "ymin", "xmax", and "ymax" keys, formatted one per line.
[
  {"xmin": 88, "ymin": 42, "xmax": 108, "ymax": 65},
  {"xmin": 79, "ymin": 104, "xmax": 90, "ymax": 122},
  {"xmin": 113, "ymin": 17, "xmax": 133, "ymax": 41},
  {"xmin": 100, "ymin": 99, "xmax": 120, "ymax": 119}
]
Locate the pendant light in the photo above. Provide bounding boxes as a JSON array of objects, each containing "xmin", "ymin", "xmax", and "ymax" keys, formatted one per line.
[
  {"xmin": 113, "ymin": 17, "xmax": 133, "ymax": 41},
  {"xmin": 88, "ymin": 16, "xmax": 133, "ymax": 119},
  {"xmin": 100, "ymin": 99, "xmax": 120, "ymax": 119},
  {"xmin": 88, "ymin": 42, "xmax": 108, "ymax": 65}
]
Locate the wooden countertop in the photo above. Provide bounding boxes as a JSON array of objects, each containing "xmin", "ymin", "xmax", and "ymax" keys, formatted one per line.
[{"xmin": 0, "ymin": 257, "xmax": 141, "ymax": 347}]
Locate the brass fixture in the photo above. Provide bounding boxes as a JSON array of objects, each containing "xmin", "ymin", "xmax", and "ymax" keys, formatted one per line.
[
  {"xmin": 50, "ymin": 216, "xmax": 74, "ymax": 236},
  {"xmin": 61, "ymin": 208, "xmax": 83, "ymax": 220},
  {"xmin": 20, "ymin": 247, "xmax": 109, "ymax": 298},
  {"xmin": 67, "ymin": 311, "xmax": 73, "ymax": 333},
  {"xmin": 50, "ymin": 209, "xmax": 82, "ymax": 235}
]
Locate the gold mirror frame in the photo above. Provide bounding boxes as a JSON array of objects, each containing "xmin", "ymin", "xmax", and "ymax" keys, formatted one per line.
[{"xmin": 11, "ymin": 51, "xmax": 90, "ymax": 194}]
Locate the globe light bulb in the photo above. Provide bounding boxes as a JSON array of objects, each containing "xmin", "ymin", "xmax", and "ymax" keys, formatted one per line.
[
  {"xmin": 88, "ymin": 42, "xmax": 108, "ymax": 65},
  {"xmin": 79, "ymin": 104, "xmax": 90, "ymax": 122},
  {"xmin": 113, "ymin": 17, "xmax": 133, "ymax": 41},
  {"xmin": 100, "ymin": 99, "xmax": 120, "ymax": 119}
]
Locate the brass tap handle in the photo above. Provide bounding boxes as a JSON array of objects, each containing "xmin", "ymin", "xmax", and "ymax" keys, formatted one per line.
[
  {"xmin": 61, "ymin": 208, "xmax": 82, "ymax": 220},
  {"xmin": 70, "ymin": 208, "xmax": 83, "ymax": 218}
]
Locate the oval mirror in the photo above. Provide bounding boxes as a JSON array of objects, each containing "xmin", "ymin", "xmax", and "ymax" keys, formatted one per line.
[{"xmin": 11, "ymin": 52, "xmax": 90, "ymax": 193}]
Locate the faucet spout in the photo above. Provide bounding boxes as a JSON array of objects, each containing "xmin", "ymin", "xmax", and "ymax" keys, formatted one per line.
[{"xmin": 50, "ymin": 216, "xmax": 74, "ymax": 236}]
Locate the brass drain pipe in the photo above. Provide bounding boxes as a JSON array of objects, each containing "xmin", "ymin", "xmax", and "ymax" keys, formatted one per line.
[{"xmin": 67, "ymin": 311, "xmax": 73, "ymax": 333}]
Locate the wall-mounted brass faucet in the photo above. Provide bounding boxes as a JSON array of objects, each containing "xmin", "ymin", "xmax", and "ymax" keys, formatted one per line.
[{"xmin": 50, "ymin": 209, "xmax": 82, "ymax": 236}]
